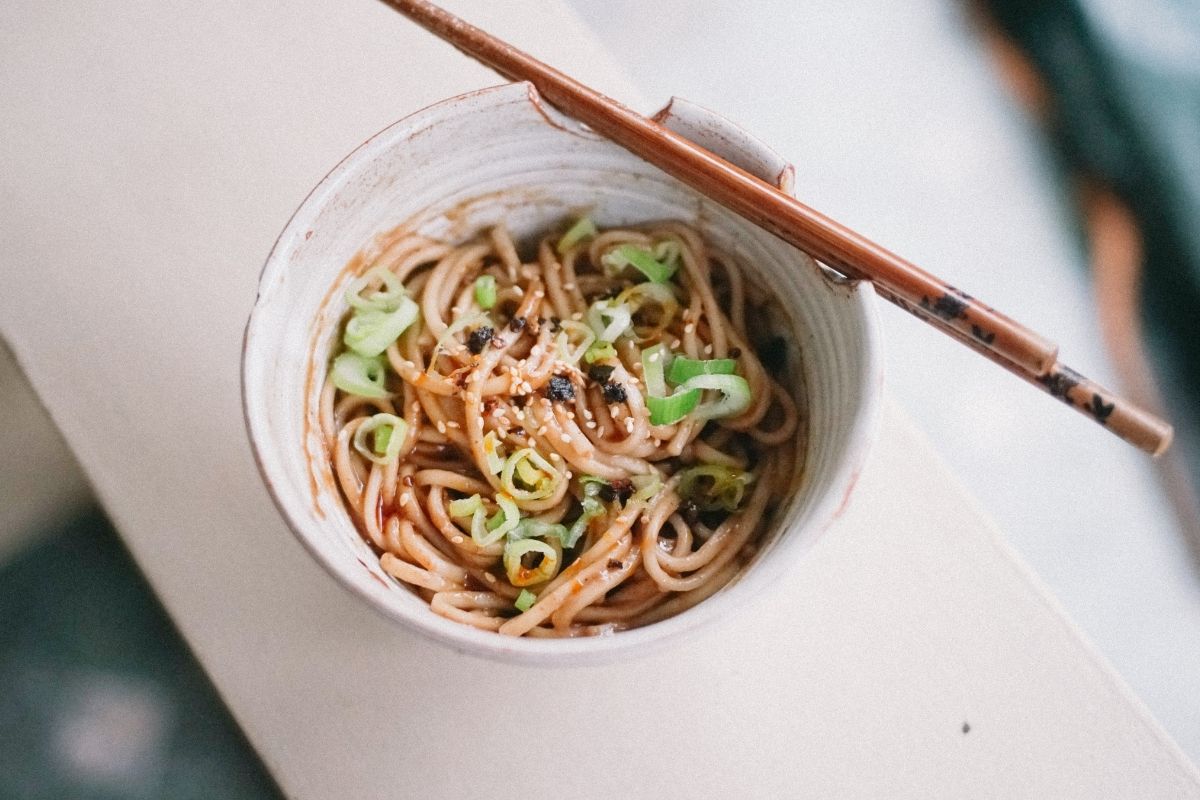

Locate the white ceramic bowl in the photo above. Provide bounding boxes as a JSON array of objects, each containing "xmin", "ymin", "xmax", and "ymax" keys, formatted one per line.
[{"xmin": 243, "ymin": 82, "xmax": 882, "ymax": 664}]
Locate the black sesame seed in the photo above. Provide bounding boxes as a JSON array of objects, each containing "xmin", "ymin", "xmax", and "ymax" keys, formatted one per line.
[
  {"xmin": 598, "ymin": 483, "xmax": 616, "ymax": 502},
  {"xmin": 545, "ymin": 374, "xmax": 575, "ymax": 402},
  {"xmin": 601, "ymin": 381, "xmax": 627, "ymax": 404},
  {"xmin": 508, "ymin": 316, "xmax": 527, "ymax": 333},
  {"xmin": 467, "ymin": 325, "xmax": 494, "ymax": 355},
  {"xmin": 588, "ymin": 364, "xmax": 616, "ymax": 383}
]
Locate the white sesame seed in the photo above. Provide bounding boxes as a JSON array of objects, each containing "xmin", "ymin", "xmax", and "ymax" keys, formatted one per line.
[
  {"xmin": 484, "ymin": 573, "xmax": 497, "ymax": 583},
  {"xmin": 598, "ymin": 426, "xmax": 607, "ymax": 436},
  {"xmin": 560, "ymin": 433, "xmax": 572, "ymax": 443},
  {"xmin": 446, "ymin": 421, "xmax": 460, "ymax": 429},
  {"xmin": 436, "ymin": 420, "xmax": 447, "ymax": 434},
  {"xmin": 451, "ymin": 535, "xmax": 464, "ymax": 544},
  {"xmin": 684, "ymin": 323, "xmax": 696, "ymax": 334},
  {"xmin": 670, "ymin": 339, "xmax": 682, "ymax": 349},
  {"xmin": 571, "ymin": 312, "xmax": 583, "ymax": 321},
  {"xmin": 563, "ymin": 282, "xmax": 576, "ymax": 291},
  {"xmin": 703, "ymin": 344, "xmax": 713, "ymax": 355}
]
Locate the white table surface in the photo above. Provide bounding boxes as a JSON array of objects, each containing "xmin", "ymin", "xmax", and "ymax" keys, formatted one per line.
[{"xmin": 2, "ymin": 0, "xmax": 1198, "ymax": 797}]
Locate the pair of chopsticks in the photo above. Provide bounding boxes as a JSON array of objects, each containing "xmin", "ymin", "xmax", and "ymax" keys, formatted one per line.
[{"xmin": 377, "ymin": 0, "xmax": 1173, "ymax": 456}]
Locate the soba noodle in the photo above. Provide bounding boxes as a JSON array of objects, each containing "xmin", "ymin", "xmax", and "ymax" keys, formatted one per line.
[{"xmin": 321, "ymin": 219, "xmax": 802, "ymax": 637}]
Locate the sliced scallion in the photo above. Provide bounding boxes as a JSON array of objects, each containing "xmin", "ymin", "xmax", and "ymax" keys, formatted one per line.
[
  {"xmin": 601, "ymin": 244, "xmax": 678, "ymax": 283},
  {"xmin": 503, "ymin": 537, "xmax": 561, "ymax": 586},
  {"xmin": 514, "ymin": 589, "xmax": 537, "ymax": 612},
  {"xmin": 585, "ymin": 300, "xmax": 632, "ymax": 342},
  {"xmin": 473, "ymin": 275, "xmax": 497, "ymax": 310},
  {"xmin": 556, "ymin": 217, "xmax": 597, "ymax": 254},
  {"xmin": 470, "ymin": 493, "xmax": 519, "ymax": 546},
  {"xmin": 448, "ymin": 494, "xmax": 484, "ymax": 519},
  {"xmin": 630, "ymin": 474, "xmax": 662, "ymax": 502},
  {"xmin": 666, "ymin": 356, "xmax": 737, "ymax": 385},
  {"xmin": 344, "ymin": 296, "xmax": 420, "ymax": 357},
  {"xmin": 556, "ymin": 320, "xmax": 596, "ymax": 364},
  {"xmin": 482, "ymin": 431, "xmax": 506, "ymax": 475},
  {"xmin": 677, "ymin": 464, "xmax": 755, "ymax": 512},
  {"xmin": 351, "ymin": 413, "xmax": 407, "ymax": 465},
  {"xmin": 584, "ymin": 340, "xmax": 617, "ymax": 364},
  {"xmin": 331, "ymin": 352, "xmax": 390, "ymax": 398},
  {"xmin": 646, "ymin": 389, "xmax": 700, "ymax": 425},
  {"xmin": 345, "ymin": 267, "xmax": 405, "ymax": 312},
  {"xmin": 500, "ymin": 448, "xmax": 562, "ymax": 501},
  {"xmin": 615, "ymin": 282, "xmax": 679, "ymax": 342},
  {"xmin": 640, "ymin": 343, "xmax": 672, "ymax": 398},
  {"xmin": 678, "ymin": 373, "xmax": 753, "ymax": 421}
]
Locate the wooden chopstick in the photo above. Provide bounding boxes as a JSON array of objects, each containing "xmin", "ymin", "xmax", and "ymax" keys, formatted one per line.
[
  {"xmin": 875, "ymin": 285, "xmax": 1173, "ymax": 454},
  {"xmin": 376, "ymin": 0, "xmax": 1173, "ymax": 456}
]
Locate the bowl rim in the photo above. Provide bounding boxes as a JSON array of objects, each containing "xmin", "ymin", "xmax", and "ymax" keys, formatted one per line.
[{"xmin": 242, "ymin": 82, "xmax": 883, "ymax": 664}]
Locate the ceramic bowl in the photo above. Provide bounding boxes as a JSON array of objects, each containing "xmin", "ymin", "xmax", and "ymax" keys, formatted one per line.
[{"xmin": 242, "ymin": 82, "xmax": 882, "ymax": 664}]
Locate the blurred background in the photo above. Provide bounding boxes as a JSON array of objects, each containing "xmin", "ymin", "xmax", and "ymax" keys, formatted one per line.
[{"xmin": 2, "ymin": 0, "xmax": 1197, "ymax": 795}]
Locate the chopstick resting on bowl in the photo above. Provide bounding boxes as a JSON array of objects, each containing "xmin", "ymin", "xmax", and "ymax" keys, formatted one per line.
[{"xmin": 375, "ymin": 0, "xmax": 1173, "ymax": 456}]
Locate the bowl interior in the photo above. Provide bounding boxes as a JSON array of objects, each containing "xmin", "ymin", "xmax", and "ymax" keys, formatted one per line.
[{"xmin": 243, "ymin": 83, "xmax": 880, "ymax": 663}]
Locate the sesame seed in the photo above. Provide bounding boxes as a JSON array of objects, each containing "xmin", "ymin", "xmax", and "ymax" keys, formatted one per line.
[
  {"xmin": 436, "ymin": 420, "xmax": 447, "ymax": 434},
  {"xmin": 563, "ymin": 282, "xmax": 576, "ymax": 291},
  {"xmin": 703, "ymin": 344, "xmax": 713, "ymax": 355},
  {"xmin": 571, "ymin": 312, "xmax": 583, "ymax": 321},
  {"xmin": 484, "ymin": 573, "xmax": 497, "ymax": 583},
  {"xmin": 451, "ymin": 535, "xmax": 464, "ymax": 544},
  {"xmin": 684, "ymin": 323, "xmax": 696, "ymax": 334},
  {"xmin": 560, "ymin": 433, "xmax": 572, "ymax": 443},
  {"xmin": 585, "ymin": 420, "xmax": 597, "ymax": 429},
  {"xmin": 446, "ymin": 421, "xmax": 460, "ymax": 429},
  {"xmin": 598, "ymin": 426, "xmax": 607, "ymax": 436},
  {"xmin": 671, "ymin": 339, "xmax": 682, "ymax": 349},
  {"xmin": 537, "ymin": 426, "xmax": 548, "ymax": 436}
]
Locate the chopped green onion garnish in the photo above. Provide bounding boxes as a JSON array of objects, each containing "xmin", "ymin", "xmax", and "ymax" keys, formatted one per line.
[
  {"xmin": 470, "ymin": 493, "xmax": 520, "ymax": 546},
  {"xmin": 666, "ymin": 356, "xmax": 737, "ymax": 385},
  {"xmin": 646, "ymin": 388, "xmax": 700, "ymax": 425},
  {"xmin": 509, "ymin": 518, "xmax": 569, "ymax": 542},
  {"xmin": 344, "ymin": 295, "xmax": 420, "ymax": 357},
  {"xmin": 345, "ymin": 267, "xmax": 406, "ymax": 312},
  {"xmin": 556, "ymin": 217, "xmax": 597, "ymax": 254},
  {"xmin": 653, "ymin": 239, "xmax": 683, "ymax": 270},
  {"xmin": 503, "ymin": 537, "xmax": 561, "ymax": 586},
  {"xmin": 448, "ymin": 494, "xmax": 483, "ymax": 519},
  {"xmin": 586, "ymin": 300, "xmax": 632, "ymax": 342},
  {"xmin": 473, "ymin": 275, "xmax": 497, "ymax": 310},
  {"xmin": 615, "ymin": 282, "xmax": 679, "ymax": 342},
  {"xmin": 678, "ymin": 374, "xmax": 753, "ymax": 421},
  {"xmin": 372, "ymin": 424, "xmax": 392, "ymax": 455},
  {"xmin": 630, "ymin": 474, "xmax": 662, "ymax": 502},
  {"xmin": 678, "ymin": 464, "xmax": 755, "ymax": 512},
  {"xmin": 601, "ymin": 244, "xmax": 678, "ymax": 283},
  {"xmin": 500, "ymin": 448, "xmax": 562, "ymax": 501},
  {"xmin": 563, "ymin": 493, "xmax": 605, "ymax": 547},
  {"xmin": 351, "ymin": 413, "xmax": 407, "ymax": 465},
  {"xmin": 331, "ymin": 352, "xmax": 390, "ymax": 398},
  {"xmin": 514, "ymin": 589, "xmax": 537, "ymax": 612},
  {"xmin": 640, "ymin": 343, "xmax": 672, "ymax": 398},
  {"xmin": 584, "ymin": 340, "xmax": 617, "ymax": 364},
  {"xmin": 482, "ymin": 431, "xmax": 506, "ymax": 475},
  {"xmin": 556, "ymin": 320, "xmax": 596, "ymax": 364}
]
